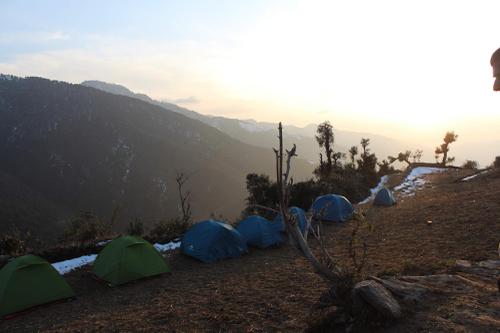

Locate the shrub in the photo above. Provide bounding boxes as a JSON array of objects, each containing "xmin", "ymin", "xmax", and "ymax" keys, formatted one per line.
[
  {"xmin": 127, "ymin": 218, "xmax": 144, "ymax": 236},
  {"xmin": 148, "ymin": 217, "xmax": 190, "ymax": 244},
  {"xmin": 0, "ymin": 228, "xmax": 42, "ymax": 258},
  {"xmin": 63, "ymin": 211, "xmax": 110, "ymax": 247},
  {"xmin": 0, "ymin": 233, "xmax": 26, "ymax": 257},
  {"xmin": 494, "ymin": 156, "xmax": 500, "ymax": 168},
  {"xmin": 462, "ymin": 160, "xmax": 478, "ymax": 169}
]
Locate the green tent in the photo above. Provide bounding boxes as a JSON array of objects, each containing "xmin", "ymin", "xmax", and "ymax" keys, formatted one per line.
[
  {"xmin": 0, "ymin": 255, "xmax": 74, "ymax": 317},
  {"xmin": 92, "ymin": 236, "xmax": 170, "ymax": 286}
]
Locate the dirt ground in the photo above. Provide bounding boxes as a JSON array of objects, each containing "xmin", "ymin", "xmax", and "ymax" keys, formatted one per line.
[{"xmin": 2, "ymin": 169, "xmax": 500, "ymax": 332}]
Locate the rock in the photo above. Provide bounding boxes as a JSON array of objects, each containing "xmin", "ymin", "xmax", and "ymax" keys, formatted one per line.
[
  {"xmin": 455, "ymin": 260, "xmax": 472, "ymax": 268},
  {"xmin": 477, "ymin": 260, "xmax": 500, "ymax": 270},
  {"xmin": 352, "ymin": 280, "xmax": 402, "ymax": 319},
  {"xmin": 369, "ymin": 276, "xmax": 428, "ymax": 303}
]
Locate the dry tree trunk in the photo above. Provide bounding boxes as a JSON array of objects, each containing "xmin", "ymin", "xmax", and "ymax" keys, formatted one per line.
[
  {"xmin": 175, "ymin": 173, "xmax": 192, "ymax": 224},
  {"xmin": 272, "ymin": 122, "xmax": 435, "ymax": 324},
  {"xmin": 273, "ymin": 122, "xmax": 343, "ymax": 284}
]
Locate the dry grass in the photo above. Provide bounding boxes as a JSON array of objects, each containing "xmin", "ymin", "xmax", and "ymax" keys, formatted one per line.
[{"xmin": 2, "ymin": 169, "xmax": 499, "ymax": 332}]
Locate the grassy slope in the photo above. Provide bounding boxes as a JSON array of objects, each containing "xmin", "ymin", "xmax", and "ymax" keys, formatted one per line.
[{"xmin": 2, "ymin": 169, "xmax": 500, "ymax": 332}]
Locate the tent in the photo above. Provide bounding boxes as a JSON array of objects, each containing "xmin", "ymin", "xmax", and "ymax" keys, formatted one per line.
[
  {"xmin": 181, "ymin": 220, "xmax": 247, "ymax": 263},
  {"xmin": 92, "ymin": 236, "xmax": 170, "ymax": 286},
  {"xmin": 373, "ymin": 187, "xmax": 396, "ymax": 206},
  {"xmin": 272, "ymin": 206, "xmax": 308, "ymax": 233},
  {"xmin": 311, "ymin": 194, "xmax": 354, "ymax": 222},
  {"xmin": 0, "ymin": 255, "xmax": 74, "ymax": 317},
  {"xmin": 236, "ymin": 215, "xmax": 283, "ymax": 248}
]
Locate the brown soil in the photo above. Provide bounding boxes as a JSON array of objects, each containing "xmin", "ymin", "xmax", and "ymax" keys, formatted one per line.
[{"xmin": 2, "ymin": 169, "xmax": 500, "ymax": 332}]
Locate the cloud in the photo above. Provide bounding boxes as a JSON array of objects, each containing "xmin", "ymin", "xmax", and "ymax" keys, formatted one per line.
[
  {"xmin": 0, "ymin": 30, "xmax": 70, "ymax": 43},
  {"xmin": 170, "ymin": 96, "xmax": 199, "ymax": 104},
  {"xmin": 44, "ymin": 31, "xmax": 69, "ymax": 41}
]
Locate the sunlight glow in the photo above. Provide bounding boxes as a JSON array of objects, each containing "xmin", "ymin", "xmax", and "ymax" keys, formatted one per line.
[{"xmin": 1, "ymin": 0, "xmax": 500, "ymax": 145}]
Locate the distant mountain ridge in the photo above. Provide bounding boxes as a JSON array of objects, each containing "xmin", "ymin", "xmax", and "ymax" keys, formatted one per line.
[
  {"xmin": 84, "ymin": 80, "xmax": 499, "ymax": 167},
  {"xmin": 0, "ymin": 75, "xmax": 313, "ymax": 238},
  {"xmin": 81, "ymin": 80, "xmax": 426, "ymax": 164}
]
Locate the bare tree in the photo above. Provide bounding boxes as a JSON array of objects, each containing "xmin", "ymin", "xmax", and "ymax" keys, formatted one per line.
[
  {"xmin": 175, "ymin": 172, "xmax": 192, "ymax": 224},
  {"xmin": 411, "ymin": 149, "xmax": 423, "ymax": 163},
  {"xmin": 272, "ymin": 123, "xmax": 434, "ymax": 326},
  {"xmin": 274, "ymin": 122, "xmax": 343, "ymax": 283}
]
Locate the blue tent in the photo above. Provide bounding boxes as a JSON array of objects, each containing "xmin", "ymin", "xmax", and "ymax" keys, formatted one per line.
[
  {"xmin": 311, "ymin": 194, "xmax": 354, "ymax": 222},
  {"xmin": 236, "ymin": 215, "xmax": 283, "ymax": 248},
  {"xmin": 181, "ymin": 220, "xmax": 247, "ymax": 263},
  {"xmin": 373, "ymin": 187, "xmax": 396, "ymax": 206},
  {"xmin": 272, "ymin": 206, "xmax": 308, "ymax": 233}
]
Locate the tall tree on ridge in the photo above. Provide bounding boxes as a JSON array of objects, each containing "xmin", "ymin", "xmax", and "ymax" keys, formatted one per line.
[
  {"xmin": 434, "ymin": 131, "xmax": 458, "ymax": 166},
  {"xmin": 315, "ymin": 121, "xmax": 335, "ymax": 176}
]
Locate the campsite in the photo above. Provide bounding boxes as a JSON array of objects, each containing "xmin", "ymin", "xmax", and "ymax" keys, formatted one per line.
[
  {"xmin": 1, "ymin": 167, "xmax": 499, "ymax": 332},
  {"xmin": 1, "ymin": 2, "xmax": 500, "ymax": 332}
]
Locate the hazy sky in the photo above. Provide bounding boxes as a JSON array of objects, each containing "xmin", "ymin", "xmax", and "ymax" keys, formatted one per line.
[{"xmin": 1, "ymin": 0, "xmax": 499, "ymax": 146}]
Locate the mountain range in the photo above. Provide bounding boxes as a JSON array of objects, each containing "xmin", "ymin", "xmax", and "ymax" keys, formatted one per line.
[
  {"xmin": 0, "ymin": 75, "xmax": 313, "ymax": 238},
  {"xmin": 83, "ymin": 80, "xmax": 500, "ymax": 167},
  {"xmin": 2, "ymin": 74, "xmax": 497, "ymax": 240},
  {"xmin": 81, "ymin": 80, "xmax": 425, "ymax": 165}
]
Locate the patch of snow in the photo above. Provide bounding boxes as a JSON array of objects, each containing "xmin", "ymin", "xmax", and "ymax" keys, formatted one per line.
[
  {"xmin": 96, "ymin": 240, "xmax": 111, "ymax": 246},
  {"xmin": 394, "ymin": 167, "xmax": 446, "ymax": 197},
  {"xmin": 51, "ymin": 240, "xmax": 181, "ymax": 275},
  {"xmin": 358, "ymin": 175, "xmax": 389, "ymax": 204},
  {"xmin": 153, "ymin": 241, "xmax": 181, "ymax": 253},
  {"xmin": 52, "ymin": 254, "xmax": 97, "ymax": 275},
  {"xmin": 462, "ymin": 169, "xmax": 489, "ymax": 181},
  {"xmin": 0, "ymin": 74, "xmax": 16, "ymax": 81}
]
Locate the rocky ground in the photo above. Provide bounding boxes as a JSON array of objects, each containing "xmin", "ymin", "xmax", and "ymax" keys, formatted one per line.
[{"xmin": 2, "ymin": 168, "xmax": 500, "ymax": 332}]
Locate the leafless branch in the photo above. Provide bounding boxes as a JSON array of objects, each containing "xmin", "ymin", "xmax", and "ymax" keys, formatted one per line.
[
  {"xmin": 273, "ymin": 122, "xmax": 343, "ymax": 283},
  {"xmin": 175, "ymin": 172, "xmax": 192, "ymax": 224}
]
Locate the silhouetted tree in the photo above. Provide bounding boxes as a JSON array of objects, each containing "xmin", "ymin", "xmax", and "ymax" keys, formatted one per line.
[
  {"xmin": 411, "ymin": 149, "xmax": 424, "ymax": 163},
  {"xmin": 357, "ymin": 138, "xmax": 378, "ymax": 186},
  {"xmin": 349, "ymin": 146, "xmax": 358, "ymax": 166},
  {"xmin": 332, "ymin": 151, "xmax": 346, "ymax": 168},
  {"xmin": 388, "ymin": 150, "xmax": 412, "ymax": 166},
  {"xmin": 360, "ymin": 138, "xmax": 370, "ymax": 156},
  {"xmin": 461, "ymin": 160, "xmax": 478, "ymax": 169},
  {"xmin": 244, "ymin": 173, "xmax": 278, "ymax": 218},
  {"xmin": 435, "ymin": 131, "xmax": 458, "ymax": 165},
  {"xmin": 315, "ymin": 121, "xmax": 335, "ymax": 176},
  {"xmin": 378, "ymin": 159, "xmax": 396, "ymax": 176}
]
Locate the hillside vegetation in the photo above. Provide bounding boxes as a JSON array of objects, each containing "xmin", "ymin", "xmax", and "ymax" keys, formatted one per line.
[{"xmin": 0, "ymin": 76, "xmax": 313, "ymax": 238}]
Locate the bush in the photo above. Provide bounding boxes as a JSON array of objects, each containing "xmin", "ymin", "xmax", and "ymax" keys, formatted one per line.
[
  {"xmin": 0, "ymin": 228, "xmax": 41, "ymax": 257},
  {"xmin": 63, "ymin": 211, "xmax": 110, "ymax": 247},
  {"xmin": 127, "ymin": 218, "xmax": 144, "ymax": 236},
  {"xmin": 0, "ymin": 233, "xmax": 26, "ymax": 257},
  {"xmin": 147, "ymin": 218, "xmax": 190, "ymax": 244},
  {"xmin": 462, "ymin": 160, "xmax": 478, "ymax": 169},
  {"xmin": 494, "ymin": 156, "xmax": 500, "ymax": 168}
]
